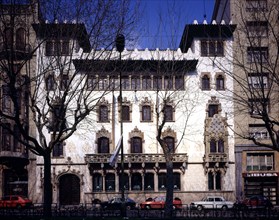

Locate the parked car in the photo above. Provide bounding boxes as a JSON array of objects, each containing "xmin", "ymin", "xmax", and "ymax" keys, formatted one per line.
[
  {"xmin": 190, "ymin": 196, "xmax": 234, "ymax": 211},
  {"xmin": 100, "ymin": 197, "xmax": 137, "ymax": 210},
  {"xmin": 140, "ymin": 196, "xmax": 182, "ymax": 210},
  {"xmin": 235, "ymin": 195, "xmax": 273, "ymax": 209},
  {"xmin": 0, "ymin": 195, "xmax": 33, "ymax": 209}
]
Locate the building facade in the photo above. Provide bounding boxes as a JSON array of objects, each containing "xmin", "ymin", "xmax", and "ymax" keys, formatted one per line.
[
  {"xmin": 212, "ymin": 0, "xmax": 279, "ymax": 205},
  {"xmin": 1, "ymin": 0, "xmax": 237, "ymax": 206}
]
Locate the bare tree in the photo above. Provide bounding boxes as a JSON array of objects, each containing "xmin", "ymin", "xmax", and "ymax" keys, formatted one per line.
[
  {"xmin": 0, "ymin": 0, "xmax": 140, "ymax": 217},
  {"xmin": 212, "ymin": 0, "xmax": 279, "ymax": 151}
]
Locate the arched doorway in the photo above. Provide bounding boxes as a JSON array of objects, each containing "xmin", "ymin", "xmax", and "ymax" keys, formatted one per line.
[{"xmin": 59, "ymin": 174, "xmax": 80, "ymax": 205}]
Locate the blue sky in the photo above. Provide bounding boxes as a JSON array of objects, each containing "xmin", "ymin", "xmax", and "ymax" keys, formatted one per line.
[{"xmin": 136, "ymin": 0, "xmax": 215, "ymax": 49}]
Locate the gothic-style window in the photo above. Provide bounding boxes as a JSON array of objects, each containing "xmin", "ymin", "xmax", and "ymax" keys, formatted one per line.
[
  {"xmin": 144, "ymin": 173, "xmax": 154, "ymax": 190},
  {"xmin": 119, "ymin": 173, "xmax": 129, "ymax": 191},
  {"xmin": 60, "ymin": 74, "xmax": 69, "ymax": 90},
  {"xmin": 164, "ymin": 136, "xmax": 175, "ymax": 153},
  {"xmin": 46, "ymin": 74, "xmax": 55, "ymax": 91},
  {"xmin": 53, "ymin": 142, "xmax": 63, "ymax": 157},
  {"xmin": 173, "ymin": 173, "xmax": 180, "ymax": 190},
  {"xmin": 105, "ymin": 173, "xmax": 115, "ymax": 191},
  {"xmin": 210, "ymin": 139, "xmax": 217, "ymax": 153},
  {"xmin": 175, "ymin": 75, "xmax": 184, "ymax": 90},
  {"xmin": 142, "ymin": 105, "xmax": 151, "ymax": 121},
  {"xmin": 158, "ymin": 173, "xmax": 166, "ymax": 190},
  {"xmin": 93, "ymin": 173, "xmax": 102, "ymax": 191},
  {"xmin": 98, "ymin": 137, "xmax": 109, "ymax": 153},
  {"xmin": 164, "ymin": 105, "xmax": 173, "ymax": 121},
  {"xmin": 202, "ymin": 75, "xmax": 210, "ymax": 90},
  {"xmin": 153, "ymin": 76, "xmax": 162, "ymax": 90},
  {"xmin": 99, "ymin": 105, "xmax": 109, "ymax": 122},
  {"xmin": 216, "ymin": 75, "xmax": 225, "ymax": 90},
  {"xmin": 1, "ymin": 123, "xmax": 11, "ymax": 151},
  {"xmin": 131, "ymin": 137, "xmax": 142, "ymax": 153},
  {"xmin": 208, "ymin": 104, "xmax": 218, "ymax": 117},
  {"xmin": 122, "ymin": 105, "xmax": 130, "ymax": 121},
  {"xmin": 208, "ymin": 171, "xmax": 221, "ymax": 190},
  {"xmin": 142, "ymin": 76, "xmax": 152, "ymax": 90},
  {"xmin": 16, "ymin": 28, "xmax": 25, "ymax": 50},
  {"xmin": 4, "ymin": 28, "xmax": 13, "ymax": 49},
  {"xmin": 131, "ymin": 173, "xmax": 142, "ymax": 190},
  {"xmin": 218, "ymin": 139, "xmax": 224, "ymax": 153}
]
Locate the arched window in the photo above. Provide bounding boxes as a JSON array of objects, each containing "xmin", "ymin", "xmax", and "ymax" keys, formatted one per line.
[
  {"xmin": 16, "ymin": 28, "xmax": 25, "ymax": 50},
  {"xmin": 105, "ymin": 173, "xmax": 115, "ymax": 191},
  {"xmin": 93, "ymin": 173, "xmax": 102, "ymax": 191},
  {"xmin": 164, "ymin": 105, "xmax": 173, "ymax": 121},
  {"xmin": 45, "ymin": 74, "xmax": 55, "ymax": 91},
  {"xmin": 202, "ymin": 75, "xmax": 210, "ymax": 90},
  {"xmin": 131, "ymin": 137, "xmax": 142, "ymax": 153},
  {"xmin": 158, "ymin": 173, "xmax": 166, "ymax": 190},
  {"xmin": 98, "ymin": 137, "xmax": 109, "ymax": 153},
  {"xmin": 119, "ymin": 173, "xmax": 129, "ymax": 191},
  {"xmin": 218, "ymin": 139, "xmax": 224, "ymax": 153},
  {"xmin": 131, "ymin": 173, "xmax": 142, "ymax": 190},
  {"xmin": 216, "ymin": 74, "xmax": 225, "ymax": 90},
  {"xmin": 210, "ymin": 139, "xmax": 217, "ymax": 153},
  {"xmin": 208, "ymin": 171, "xmax": 222, "ymax": 190},
  {"xmin": 164, "ymin": 136, "xmax": 175, "ymax": 153},
  {"xmin": 4, "ymin": 28, "xmax": 13, "ymax": 49},
  {"xmin": 144, "ymin": 173, "xmax": 154, "ymax": 190},
  {"xmin": 99, "ymin": 105, "xmax": 109, "ymax": 122}
]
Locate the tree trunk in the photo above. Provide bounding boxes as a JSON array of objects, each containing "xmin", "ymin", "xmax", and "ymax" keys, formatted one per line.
[
  {"xmin": 165, "ymin": 158, "xmax": 174, "ymax": 218},
  {"xmin": 43, "ymin": 152, "xmax": 52, "ymax": 218}
]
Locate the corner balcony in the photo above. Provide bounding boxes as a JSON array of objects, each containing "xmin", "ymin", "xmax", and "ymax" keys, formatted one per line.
[
  {"xmin": 85, "ymin": 153, "xmax": 188, "ymax": 173},
  {"xmin": 0, "ymin": 150, "xmax": 29, "ymax": 167},
  {"xmin": 0, "ymin": 43, "xmax": 32, "ymax": 60}
]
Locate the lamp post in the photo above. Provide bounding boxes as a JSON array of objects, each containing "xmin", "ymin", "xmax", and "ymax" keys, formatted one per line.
[{"xmin": 115, "ymin": 34, "xmax": 125, "ymax": 217}]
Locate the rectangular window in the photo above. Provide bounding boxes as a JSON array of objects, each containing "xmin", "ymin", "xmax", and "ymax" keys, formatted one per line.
[
  {"xmin": 201, "ymin": 40, "xmax": 224, "ymax": 57},
  {"xmin": 164, "ymin": 76, "xmax": 173, "ymax": 90},
  {"xmin": 247, "ymin": 21, "xmax": 268, "ymax": 37},
  {"xmin": 109, "ymin": 75, "xmax": 119, "ymax": 90},
  {"xmin": 131, "ymin": 76, "xmax": 140, "ymax": 90},
  {"xmin": 247, "ymin": 47, "xmax": 268, "ymax": 63},
  {"xmin": 98, "ymin": 75, "xmax": 108, "ymax": 90},
  {"xmin": 122, "ymin": 76, "xmax": 130, "ymax": 90},
  {"xmin": 87, "ymin": 75, "xmax": 97, "ymax": 90},
  {"xmin": 60, "ymin": 74, "xmax": 69, "ymax": 90},
  {"xmin": 153, "ymin": 76, "xmax": 162, "ymax": 90},
  {"xmin": 248, "ymin": 98, "xmax": 269, "ymax": 115},
  {"xmin": 249, "ymin": 124, "xmax": 269, "ymax": 139},
  {"xmin": 247, "ymin": 153, "xmax": 274, "ymax": 171},
  {"xmin": 208, "ymin": 104, "xmax": 218, "ymax": 117},
  {"xmin": 142, "ymin": 76, "xmax": 152, "ymax": 90},
  {"xmin": 45, "ymin": 40, "xmax": 69, "ymax": 56},
  {"xmin": 142, "ymin": 105, "xmax": 151, "ymax": 121},
  {"xmin": 246, "ymin": 0, "xmax": 267, "ymax": 12},
  {"xmin": 53, "ymin": 142, "xmax": 63, "ymax": 157},
  {"xmin": 175, "ymin": 75, "xmax": 184, "ymax": 90},
  {"xmin": 1, "ymin": 124, "xmax": 11, "ymax": 151},
  {"xmin": 248, "ymin": 73, "xmax": 268, "ymax": 88}
]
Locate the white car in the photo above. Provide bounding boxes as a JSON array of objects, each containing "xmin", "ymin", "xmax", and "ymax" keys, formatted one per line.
[{"xmin": 190, "ymin": 196, "xmax": 234, "ymax": 211}]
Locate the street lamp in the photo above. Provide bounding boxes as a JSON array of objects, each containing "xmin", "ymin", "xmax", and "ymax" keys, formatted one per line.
[{"xmin": 115, "ymin": 34, "xmax": 125, "ymax": 217}]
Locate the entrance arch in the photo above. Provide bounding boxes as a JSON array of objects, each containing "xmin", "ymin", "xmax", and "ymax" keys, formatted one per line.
[{"xmin": 59, "ymin": 174, "xmax": 80, "ymax": 205}]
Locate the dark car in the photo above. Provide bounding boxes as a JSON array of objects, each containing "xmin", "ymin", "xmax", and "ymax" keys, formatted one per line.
[
  {"xmin": 235, "ymin": 195, "xmax": 273, "ymax": 209},
  {"xmin": 100, "ymin": 197, "xmax": 137, "ymax": 210},
  {"xmin": 0, "ymin": 195, "xmax": 33, "ymax": 209}
]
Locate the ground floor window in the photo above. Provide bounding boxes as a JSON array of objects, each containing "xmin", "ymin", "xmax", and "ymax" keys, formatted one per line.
[{"xmin": 208, "ymin": 171, "xmax": 221, "ymax": 190}]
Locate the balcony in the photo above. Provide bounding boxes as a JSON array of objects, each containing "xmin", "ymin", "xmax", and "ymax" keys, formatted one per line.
[
  {"xmin": 0, "ymin": 150, "xmax": 29, "ymax": 167},
  {"xmin": 85, "ymin": 153, "xmax": 188, "ymax": 173},
  {"xmin": 204, "ymin": 153, "xmax": 228, "ymax": 163},
  {"xmin": 0, "ymin": 43, "xmax": 32, "ymax": 60}
]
